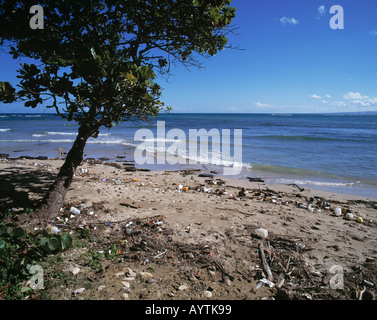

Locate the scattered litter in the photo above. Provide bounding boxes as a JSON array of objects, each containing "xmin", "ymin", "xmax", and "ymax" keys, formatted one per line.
[
  {"xmin": 47, "ymin": 225, "xmax": 61, "ymax": 234},
  {"xmin": 258, "ymin": 278, "xmax": 275, "ymax": 288},
  {"xmin": 335, "ymin": 207, "xmax": 342, "ymax": 216},
  {"xmin": 70, "ymin": 206, "xmax": 81, "ymax": 215},
  {"xmin": 345, "ymin": 212, "xmax": 354, "ymax": 221}
]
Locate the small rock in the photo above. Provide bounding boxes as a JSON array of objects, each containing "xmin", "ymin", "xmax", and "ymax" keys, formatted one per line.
[
  {"xmin": 224, "ymin": 276, "xmax": 231, "ymax": 286},
  {"xmin": 255, "ymin": 228, "xmax": 268, "ymax": 239},
  {"xmin": 178, "ymin": 284, "xmax": 189, "ymax": 291},
  {"xmin": 73, "ymin": 288, "xmax": 85, "ymax": 295},
  {"xmin": 70, "ymin": 267, "xmax": 81, "ymax": 275},
  {"xmin": 139, "ymin": 272, "xmax": 153, "ymax": 280},
  {"xmin": 115, "ymin": 272, "xmax": 125, "ymax": 277},
  {"xmin": 123, "ymin": 277, "xmax": 136, "ymax": 281},
  {"xmin": 126, "ymin": 268, "xmax": 137, "ymax": 277},
  {"xmin": 185, "ymin": 252, "xmax": 194, "ymax": 259},
  {"xmin": 97, "ymin": 285, "xmax": 106, "ymax": 291},
  {"xmin": 203, "ymin": 290, "xmax": 213, "ymax": 298},
  {"xmin": 147, "ymin": 278, "xmax": 157, "ymax": 284},
  {"xmin": 122, "ymin": 281, "xmax": 130, "ymax": 288},
  {"xmin": 122, "ymin": 293, "xmax": 129, "ymax": 300}
]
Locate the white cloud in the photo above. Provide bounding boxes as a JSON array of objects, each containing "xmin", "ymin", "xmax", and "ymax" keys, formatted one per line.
[
  {"xmin": 318, "ymin": 5, "xmax": 326, "ymax": 16},
  {"xmin": 280, "ymin": 17, "xmax": 299, "ymax": 25},
  {"xmin": 254, "ymin": 102, "xmax": 270, "ymax": 107},
  {"xmin": 325, "ymin": 94, "xmax": 331, "ymax": 98},
  {"xmin": 370, "ymin": 30, "xmax": 377, "ymax": 36},
  {"xmin": 342, "ymin": 92, "xmax": 377, "ymax": 108},
  {"xmin": 310, "ymin": 94, "xmax": 321, "ymax": 99},
  {"xmin": 343, "ymin": 92, "xmax": 368, "ymax": 100}
]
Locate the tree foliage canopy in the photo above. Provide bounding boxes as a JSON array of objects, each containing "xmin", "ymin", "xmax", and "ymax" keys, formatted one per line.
[{"xmin": 0, "ymin": 0, "xmax": 236, "ymax": 133}]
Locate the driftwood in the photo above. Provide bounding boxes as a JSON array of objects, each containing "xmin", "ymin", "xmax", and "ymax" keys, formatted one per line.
[
  {"xmin": 119, "ymin": 202, "xmax": 140, "ymax": 209},
  {"xmin": 286, "ymin": 183, "xmax": 305, "ymax": 192},
  {"xmin": 259, "ymin": 240, "xmax": 273, "ymax": 282}
]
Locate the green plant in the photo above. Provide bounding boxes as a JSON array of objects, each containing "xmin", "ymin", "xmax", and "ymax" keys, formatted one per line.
[{"xmin": 0, "ymin": 222, "xmax": 72, "ymax": 299}]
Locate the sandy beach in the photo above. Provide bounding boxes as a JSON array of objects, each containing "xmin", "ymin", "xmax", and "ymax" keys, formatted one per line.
[{"xmin": 1, "ymin": 156, "xmax": 376, "ymax": 300}]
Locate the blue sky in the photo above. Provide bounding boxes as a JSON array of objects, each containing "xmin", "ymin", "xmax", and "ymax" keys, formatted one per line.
[{"xmin": 1, "ymin": 0, "xmax": 377, "ymax": 113}]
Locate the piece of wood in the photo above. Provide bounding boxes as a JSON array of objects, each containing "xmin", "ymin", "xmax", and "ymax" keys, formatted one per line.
[
  {"xmin": 119, "ymin": 203, "xmax": 140, "ymax": 209},
  {"xmin": 259, "ymin": 240, "xmax": 273, "ymax": 282}
]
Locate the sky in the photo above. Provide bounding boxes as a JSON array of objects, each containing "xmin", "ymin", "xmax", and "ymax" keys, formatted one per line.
[{"xmin": 1, "ymin": 0, "xmax": 377, "ymax": 114}]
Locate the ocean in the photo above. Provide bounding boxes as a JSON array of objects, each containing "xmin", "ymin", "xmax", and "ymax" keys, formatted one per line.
[{"xmin": 1, "ymin": 112, "xmax": 377, "ymax": 198}]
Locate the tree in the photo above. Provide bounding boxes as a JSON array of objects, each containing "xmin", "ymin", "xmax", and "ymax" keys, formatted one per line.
[{"xmin": 0, "ymin": 0, "xmax": 236, "ymax": 225}]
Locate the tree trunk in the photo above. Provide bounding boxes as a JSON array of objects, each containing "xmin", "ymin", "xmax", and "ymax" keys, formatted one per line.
[{"xmin": 21, "ymin": 123, "xmax": 97, "ymax": 226}]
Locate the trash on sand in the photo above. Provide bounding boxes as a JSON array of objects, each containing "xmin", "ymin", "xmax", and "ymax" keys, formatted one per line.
[
  {"xmin": 345, "ymin": 212, "xmax": 354, "ymax": 221},
  {"xmin": 334, "ymin": 207, "xmax": 342, "ymax": 216},
  {"xmin": 70, "ymin": 206, "xmax": 81, "ymax": 215},
  {"xmin": 247, "ymin": 177, "xmax": 264, "ymax": 183},
  {"xmin": 297, "ymin": 203, "xmax": 307, "ymax": 209},
  {"xmin": 198, "ymin": 173, "xmax": 214, "ymax": 178},
  {"xmin": 47, "ymin": 225, "xmax": 61, "ymax": 234},
  {"xmin": 255, "ymin": 228, "xmax": 268, "ymax": 239},
  {"xmin": 259, "ymin": 278, "xmax": 275, "ymax": 287}
]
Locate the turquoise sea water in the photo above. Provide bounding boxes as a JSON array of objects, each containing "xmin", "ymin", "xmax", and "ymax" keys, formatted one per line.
[{"xmin": 1, "ymin": 112, "xmax": 376, "ymax": 198}]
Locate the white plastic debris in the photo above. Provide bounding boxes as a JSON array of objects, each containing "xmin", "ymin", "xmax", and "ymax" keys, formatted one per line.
[
  {"xmin": 47, "ymin": 225, "xmax": 61, "ymax": 234},
  {"xmin": 70, "ymin": 206, "xmax": 81, "ymax": 215},
  {"xmin": 258, "ymin": 278, "xmax": 275, "ymax": 287},
  {"xmin": 255, "ymin": 228, "xmax": 268, "ymax": 239},
  {"xmin": 335, "ymin": 207, "xmax": 342, "ymax": 216}
]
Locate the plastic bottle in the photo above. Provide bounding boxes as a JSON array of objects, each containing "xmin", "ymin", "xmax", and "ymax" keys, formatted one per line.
[
  {"xmin": 47, "ymin": 225, "xmax": 61, "ymax": 234},
  {"xmin": 70, "ymin": 206, "xmax": 81, "ymax": 215}
]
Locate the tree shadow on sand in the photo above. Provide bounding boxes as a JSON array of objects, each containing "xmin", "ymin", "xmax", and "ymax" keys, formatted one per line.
[{"xmin": 0, "ymin": 165, "xmax": 56, "ymax": 220}]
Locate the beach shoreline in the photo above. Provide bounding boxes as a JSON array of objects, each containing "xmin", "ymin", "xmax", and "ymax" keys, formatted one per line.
[{"xmin": 1, "ymin": 156, "xmax": 376, "ymax": 300}]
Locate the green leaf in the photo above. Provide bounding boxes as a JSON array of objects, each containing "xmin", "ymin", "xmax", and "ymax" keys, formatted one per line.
[
  {"xmin": 125, "ymin": 72, "xmax": 137, "ymax": 83},
  {"xmin": 21, "ymin": 286, "xmax": 32, "ymax": 293},
  {"xmin": 48, "ymin": 237, "xmax": 60, "ymax": 252},
  {"xmin": 61, "ymin": 233, "xmax": 72, "ymax": 250},
  {"xmin": 39, "ymin": 237, "xmax": 49, "ymax": 247},
  {"xmin": 0, "ymin": 239, "xmax": 6, "ymax": 249},
  {"xmin": 0, "ymin": 223, "xmax": 8, "ymax": 236},
  {"xmin": 10, "ymin": 227, "xmax": 26, "ymax": 239}
]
